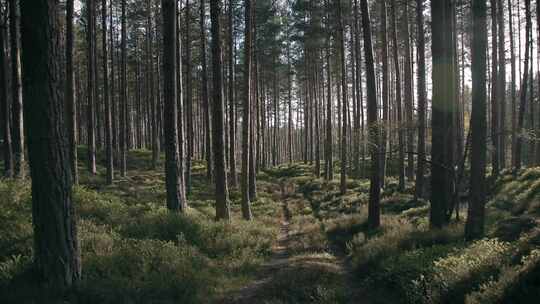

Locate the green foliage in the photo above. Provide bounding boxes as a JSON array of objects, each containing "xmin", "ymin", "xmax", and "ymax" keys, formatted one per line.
[
  {"xmin": 79, "ymin": 238, "xmax": 214, "ymax": 304},
  {"xmin": 0, "ymin": 180, "xmax": 32, "ymax": 260}
]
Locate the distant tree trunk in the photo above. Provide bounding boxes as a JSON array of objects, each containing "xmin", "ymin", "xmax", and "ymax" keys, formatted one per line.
[
  {"xmin": 466, "ymin": 0, "xmax": 488, "ymax": 241},
  {"xmin": 9, "ymin": 0, "xmax": 24, "ymax": 179},
  {"xmin": 65, "ymin": 0, "xmax": 77, "ymax": 185},
  {"xmin": 228, "ymin": 0, "xmax": 237, "ymax": 188},
  {"xmin": 185, "ymin": 0, "xmax": 194, "ymax": 194},
  {"xmin": 536, "ymin": 0, "xmax": 540, "ymax": 164},
  {"xmin": 209, "ymin": 0, "xmax": 231, "ymax": 220},
  {"xmin": 162, "ymin": 0, "xmax": 187, "ymax": 212},
  {"xmin": 508, "ymin": 0, "xmax": 517, "ymax": 167},
  {"xmin": 380, "ymin": 0, "xmax": 389, "ymax": 188},
  {"xmin": 241, "ymin": 0, "xmax": 253, "ymax": 220},
  {"xmin": 87, "ymin": 0, "xmax": 97, "ymax": 175},
  {"xmin": 148, "ymin": 0, "xmax": 159, "ymax": 169},
  {"xmin": 360, "ymin": 0, "xmax": 381, "ymax": 229},
  {"xmin": 514, "ymin": 0, "xmax": 531, "ymax": 172},
  {"xmin": 120, "ymin": 0, "xmax": 127, "ymax": 177},
  {"xmin": 490, "ymin": 0, "xmax": 499, "ymax": 176},
  {"xmin": 390, "ymin": 0, "xmax": 405, "ymax": 192},
  {"xmin": 497, "ymin": 0, "xmax": 506, "ymax": 168},
  {"xmin": 200, "ymin": 0, "xmax": 213, "ymax": 179},
  {"xmin": 338, "ymin": 0, "xmax": 348, "ymax": 195},
  {"xmin": 0, "ymin": 15, "xmax": 13, "ymax": 178},
  {"xmin": 404, "ymin": 3, "xmax": 414, "ymax": 181},
  {"xmin": 20, "ymin": 0, "xmax": 81, "ymax": 289},
  {"xmin": 102, "ymin": 0, "xmax": 113, "ymax": 185},
  {"xmin": 415, "ymin": 0, "xmax": 426, "ymax": 200},
  {"xmin": 325, "ymin": 1, "xmax": 333, "ymax": 181},
  {"xmin": 248, "ymin": 20, "xmax": 257, "ymax": 200}
]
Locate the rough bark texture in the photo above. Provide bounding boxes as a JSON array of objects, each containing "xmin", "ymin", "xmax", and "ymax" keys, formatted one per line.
[
  {"xmin": 0, "ymin": 13, "xmax": 13, "ymax": 178},
  {"xmin": 185, "ymin": 0, "xmax": 194, "ymax": 194},
  {"xmin": 200, "ymin": 0, "xmax": 213, "ymax": 180},
  {"xmin": 514, "ymin": 0, "xmax": 531, "ymax": 172},
  {"xmin": 338, "ymin": 0, "xmax": 348, "ymax": 195},
  {"xmin": 87, "ymin": 0, "xmax": 97, "ymax": 175},
  {"xmin": 228, "ymin": 0, "xmax": 237, "ymax": 188},
  {"xmin": 415, "ymin": 0, "xmax": 426, "ymax": 200},
  {"xmin": 490, "ymin": 0, "xmax": 499, "ymax": 176},
  {"xmin": 210, "ymin": 0, "xmax": 231, "ymax": 221},
  {"xmin": 162, "ymin": 0, "xmax": 187, "ymax": 212},
  {"xmin": 390, "ymin": 0, "xmax": 405, "ymax": 192},
  {"xmin": 20, "ymin": 0, "xmax": 81, "ymax": 289},
  {"xmin": 360, "ymin": 0, "xmax": 381, "ymax": 229},
  {"xmin": 241, "ymin": 0, "xmax": 253, "ymax": 220},
  {"xmin": 466, "ymin": 0, "xmax": 488, "ymax": 241},
  {"xmin": 9, "ymin": 0, "xmax": 24, "ymax": 179},
  {"xmin": 103, "ymin": 0, "xmax": 114, "ymax": 185},
  {"xmin": 120, "ymin": 0, "xmax": 127, "ymax": 177},
  {"xmin": 65, "ymin": 0, "xmax": 78, "ymax": 185}
]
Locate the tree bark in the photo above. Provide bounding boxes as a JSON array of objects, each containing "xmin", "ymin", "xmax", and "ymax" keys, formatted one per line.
[
  {"xmin": 20, "ymin": 0, "xmax": 81, "ymax": 289},
  {"xmin": 241, "ymin": 0, "xmax": 253, "ymax": 220},
  {"xmin": 338, "ymin": 0, "xmax": 348, "ymax": 195},
  {"xmin": 9, "ymin": 0, "xmax": 24, "ymax": 179},
  {"xmin": 466, "ymin": 0, "xmax": 488, "ymax": 241},
  {"xmin": 490, "ymin": 0, "xmax": 500, "ymax": 176},
  {"xmin": 185, "ymin": 0, "xmax": 194, "ymax": 194},
  {"xmin": 228, "ymin": 0, "xmax": 238, "ymax": 188},
  {"xmin": 87, "ymin": 0, "xmax": 97, "ymax": 175},
  {"xmin": 103, "ymin": 0, "xmax": 114, "ymax": 185},
  {"xmin": 120, "ymin": 0, "xmax": 127, "ymax": 177},
  {"xmin": 390, "ymin": 0, "xmax": 405, "ymax": 192},
  {"xmin": 209, "ymin": 0, "xmax": 231, "ymax": 220},
  {"xmin": 514, "ymin": 0, "xmax": 531, "ymax": 172},
  {"xmin": 162, "ymin": 0, "xmax": 187, "ymax": 212},
  {"xmin": 200, "ymin": 0, "xmax": 213, "ymax": 180},
  {"xmin": 0, "ymin": 13, "xmax": 13, "ymax": 178},
  {"xmin": 415, "ymin": 0, "xmax": 426, "ymax": 200},
  {"xmin": 360, "ymin": 0, "xmax": 381, "ymax": 229}
]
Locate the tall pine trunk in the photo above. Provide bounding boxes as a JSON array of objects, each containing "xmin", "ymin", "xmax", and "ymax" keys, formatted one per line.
[
  {"xmin": 241, "ymin": 0, "xmax": 253, "ymax": 220},
  {"xmin": 360, "ymin": 0, "xmax": 381, "ymax": 229},
  {"xmin": 210, "ymin": 0, "xmax": 231, "ymax": 221},
  {"xmin": 162, "ymin": 0, "xmax": 187, "ymax": 212},
  {"xmin": 21, "ymin": 0, "xmax": 81, "ymax": 289},
  {"xmin": 466, "ymin": 0, "xmax": 488, "ymax": 241},
  {"xmin": 87, "ymin": 0, "xmax": 97, "ymax": 175},
  {"xmin": 415, "ymin": 0, "xmax": 427, "ymax": 200},
  {"xmin": 9, "ymin": 0, "xmax": 24, "ymax": 179},
  {"xmin": 103, "ymin": 0, "xmax": 114, "ymax": 185}
]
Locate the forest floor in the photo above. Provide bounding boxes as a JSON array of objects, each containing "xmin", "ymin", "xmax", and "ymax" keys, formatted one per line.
[{"xmin": 1, "ymin": 149, "xmax": 540, "ymax": 303}]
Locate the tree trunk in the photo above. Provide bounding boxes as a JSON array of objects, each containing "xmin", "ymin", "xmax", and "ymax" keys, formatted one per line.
[
  {"xmin": 380, "ymin": 0, "xmax": 389, "ymax": 189},
  {"xmin": 497, "ymin": 0, "xmax": 506, "ymax": 168},
  {"xmin": 120, "ymin": 0, "xmax": 127, "ymax": 177},
  {"xmin": 241, "ymin": 0, "xmax": 253, "ymax": 220},
  {"xmin": 20, "ymin": 0, "xmax": 81, "ymax": 289},
  {"xmin": 514, "ymin": 0, "xmax": 531, "ymax": 172},
  {"xmin": 414, "ymin": 0, "xmax": 426, "ymax": 200},
  {"xmin": 65, "ymin": 0, "xmax": 77, "ymax": 185},
  {"xmin": 185, "ymin": 0, "xmax": 194, "ymax": 194},
  {"xmin": 466, "ymin": 0, "xmax": 488, "ymax": 241},
  {"xmin": 0, "ymin": 14, "xmax": 13, "ymax": 178},
  {"xmin": 490, "ymin": 0, "xmax": 500, "ymax": 176},
  {"xmin": 404, "ymin": 3, "xmax": 414, "ymax": 181},
  {"xmin": 200, "ymin": 0, "xmax": 213, "ymax": 180},
  {"xmin": 162, "ymin": 0, "xmax": 187, "ymax": 212},
  {"xmin": 360, "ymin": 0, "xmax": 381, "ymax": 229},
  {"xmin": 87, "ymin": 0, "xmax": 97, "ymax": 175},
  {"xmin": 209, "ymin": 0, "xmax": 231, "ymax": 220},
  {"xmin": 430, "ymin": 0, "xmax": 455, "ymax": 228},
  {"xmin": 228, "ymin": 0, "xmax": 237, "ymax": 188},
  {"xmin": 390, "ymin": 0, "xmax": 405, "ymax": 192},
  {"xmin": 9, "ymin": 0, "xmax": 24, "ymax": 179},
  {"xmin": 325, "ymin": 0, "xmax": 333, "ymax": 181},
  {"xmin": 338, "ymin": 0, "xmax": 348, "ymax": 195},
  {"xmin": 508, "ymin": 0, "xmax": 517, "ymax": 168},
  {"xmin": 102, "ymin": 0, "xmax": 114, "ymax": 185}
]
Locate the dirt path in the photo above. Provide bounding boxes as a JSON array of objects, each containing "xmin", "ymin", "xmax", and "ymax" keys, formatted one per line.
[{"xmin": 218, "ymin": 182, "xmax": 293, "ymax": 304}]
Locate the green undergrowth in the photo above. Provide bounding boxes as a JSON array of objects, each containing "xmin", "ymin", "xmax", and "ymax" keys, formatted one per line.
[
  {"xmin": 286, "ymin": 163, "xmax": 540, "ymax": 304},
  {"xmin": 0, "ymin": 149, "xmax": 281, "ymax": 303}
]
